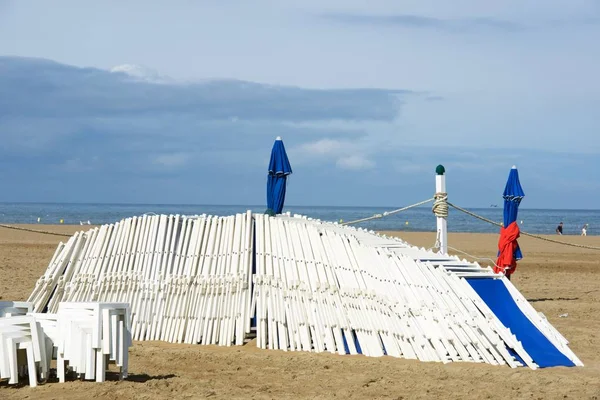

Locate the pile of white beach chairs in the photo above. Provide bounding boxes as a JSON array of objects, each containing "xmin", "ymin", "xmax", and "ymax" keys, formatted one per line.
[
  {"xmin": 23, "ymin": 211, "xmax": 581, "ymax": 370},
  {"xmin": 0, "ymin": 301, "xmax": 131, "ymax": 387},
  {"xmin": 27, "ymin": 212, "xmax": 255, "ymax": 345}
]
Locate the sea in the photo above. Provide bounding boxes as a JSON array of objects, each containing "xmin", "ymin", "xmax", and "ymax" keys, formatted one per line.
[{"xmin": 0, "ymin": 202, "xmax": 598, "ymax": 236}]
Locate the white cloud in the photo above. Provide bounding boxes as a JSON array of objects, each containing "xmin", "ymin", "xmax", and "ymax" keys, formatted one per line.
[
  {"xmin": 295, "ymin": 138, "xmax": 378, "ymax": 171},
  {"xmin": 336, "ymin": 155, "xmax": 375, "ymax": 170},
  {"xmin": 110, "ymin": 63, "xmax": 173, "ymax": 84},
  {"xmin": 299, "ymin": 138, "xmax": 349, "ymax": 155}
]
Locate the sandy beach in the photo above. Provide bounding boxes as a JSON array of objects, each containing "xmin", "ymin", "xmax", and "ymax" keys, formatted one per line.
[{"xmin": 1, "ymin": 224, "xmax": 599, "ymax": 399}]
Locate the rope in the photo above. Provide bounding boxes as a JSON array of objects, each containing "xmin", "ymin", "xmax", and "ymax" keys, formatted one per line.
[
  {"xmin": 446, "ymin": 245, "xmax": 499, "ymax": 268},
  {"xmin": 433, "ymin": 230, "xmax": 441, "ymax": 251},
  {"xmin": 0, "ymin": 223, "xmax": 72, "ymax": 238},
  {"xmin": 447, "ymin": 202, "xmax": 600, "ymax": 251},
  {"xmin": 341, "ymin": 198, "xmax": 434, "ymax": 226},
  {"xmin": 432, "ymin": 192, "xmax": 448, "ymax": 218}
]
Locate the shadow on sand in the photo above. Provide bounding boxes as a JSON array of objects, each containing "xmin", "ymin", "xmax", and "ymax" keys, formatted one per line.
[
  {"xmin": 1, "ymin": 372, "xmax": 177, "ymax": 388},
  {"xmin": 527, "ymin": 297, "xmax": 579, "ymax": 303},
  {"xmin": 106, "ymin": 372, "xmax": 177, "ymax": 382}
]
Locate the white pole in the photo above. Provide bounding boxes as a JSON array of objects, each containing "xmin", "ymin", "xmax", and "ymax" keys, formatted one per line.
[{"xmin": 435, "ymin": 165, "xmax": 448, "ymax": 255}]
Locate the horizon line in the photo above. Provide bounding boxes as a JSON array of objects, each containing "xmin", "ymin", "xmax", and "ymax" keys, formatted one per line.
[{"xmin": 0, "ymin": 201, "xmax": 599, "ymax": 212}]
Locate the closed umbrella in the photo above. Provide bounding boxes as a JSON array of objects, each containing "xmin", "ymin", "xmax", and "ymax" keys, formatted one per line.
[
  {"xmin": 266, "ymin": 136, "xmax": 292, "ymax": 215},
  {"xmin": 495, "ymin": 165, "xmax": 524, "ymax": 279}
]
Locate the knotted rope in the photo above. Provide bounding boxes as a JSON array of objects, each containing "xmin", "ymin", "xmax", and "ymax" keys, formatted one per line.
[{"xmin": 432, "ymin": 192, "xmax": 448, "ymax": 218}]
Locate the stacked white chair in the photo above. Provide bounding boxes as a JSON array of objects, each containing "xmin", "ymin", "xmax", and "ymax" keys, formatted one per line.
[
  {"xmin": 1, "ymin": 302, "xmax": 131, "ymax": 387},
  {"xmin": 0, "ymin": 301, "xmax": 34, "ymax": 317},
  {"xmin": 0, "ymin": 314, "xmax": 48, "ymax": 387},
  {"xmin": 26, "ymin": 313, "xmax": 61, "ymax": 379},
  {"xmin": 56, "ymin": 302, "xmax": 131, "ymax": 382}
]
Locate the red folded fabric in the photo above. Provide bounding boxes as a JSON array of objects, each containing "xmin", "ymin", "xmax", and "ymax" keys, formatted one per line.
[{"xmin": 495, "ymin": 221, "xmax": 520, "ymax": 276}]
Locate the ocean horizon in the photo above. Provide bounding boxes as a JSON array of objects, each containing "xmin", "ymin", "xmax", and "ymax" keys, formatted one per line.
[{"xmin": 1, "ymin": 202, "xmax": 598, "ymax": 236}]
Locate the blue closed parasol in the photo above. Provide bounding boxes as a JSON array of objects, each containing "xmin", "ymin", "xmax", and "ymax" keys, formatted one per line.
[
  {"xmin": 503, "ymin": 165, "xmax": 524, "ymax": 259},
  {"xmin": 266, "ymin": 136, "xmax": 292, "ymax": 215},
  {"xmin": 496, "ymin": 166, "xmax": 525, "ymax": 277}
]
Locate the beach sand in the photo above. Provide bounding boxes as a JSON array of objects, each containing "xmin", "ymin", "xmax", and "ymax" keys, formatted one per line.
[{"xmin": 1, "ymin": 224, "xmax": 599, "ymax": 399}]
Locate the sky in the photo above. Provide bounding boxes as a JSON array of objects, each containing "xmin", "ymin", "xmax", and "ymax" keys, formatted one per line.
[{"xmin": 0, "ymin": 0, "xmax": 599, "ymax": 209}]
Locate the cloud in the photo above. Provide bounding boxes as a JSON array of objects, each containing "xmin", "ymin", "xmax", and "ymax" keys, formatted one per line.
[
  {"xmin": 299, "ymin": 139, "xmax": 351, "ymax": 155},
  {"xmin": 321, "ymin": 13, "xmax": 524, "ymax": 33},
  {"xmin": 295, "ymin": 138, "xmax": 376, "ymax": 171},
  {"xmin": 0, "ymin": 56, "xmax": 406, "ymax": 122},
  {"xmin": 336, "ymin": 155, "xmax": 375, "ymax": 170},
  {"xmin": 0, "ymin": 56, "xmax": 598, "ymax": 208},
  {"xmin": 0, "ymin": 56, "xmax": 413, "ymax": 167},
  {"xmin": 0, "ymin": 56, "xmax": 413, "ymax": 203},
  {"xmin": 110, "ymin": 63, "xmax": 173, "ymax": 84}
]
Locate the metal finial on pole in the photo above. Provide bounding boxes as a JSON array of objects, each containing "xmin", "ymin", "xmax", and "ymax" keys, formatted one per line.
[{"xmin": 434, "ymin": 165, "xmax": 448, "ymax": 254}]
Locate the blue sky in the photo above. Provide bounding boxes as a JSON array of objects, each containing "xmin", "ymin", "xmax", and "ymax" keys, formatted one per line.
[{"xmin": 0, "ymin": 0, "xmax": 599, "ymax": 209}]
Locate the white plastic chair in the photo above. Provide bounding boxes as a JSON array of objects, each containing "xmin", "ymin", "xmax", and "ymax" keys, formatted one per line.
[
  {"xmin": 0, "ymin": 301, "xmax": 34, "ymax": 318},
  {"xmin": 0, "ymin": 315, "xmax": 46, "ymax": 387},
  {"xmin": 57, "ymin": 302, "xmax": 131, "ymax": 382}
]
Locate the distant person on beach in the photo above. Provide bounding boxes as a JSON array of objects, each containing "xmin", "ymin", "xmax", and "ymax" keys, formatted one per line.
[
  {"xmin": 581, "ymin": 224, "xmax": 588, "ymax": 236},
  {"xmin": 556, "ymin": 222, "xmax": 563, "ymax": 235}
]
